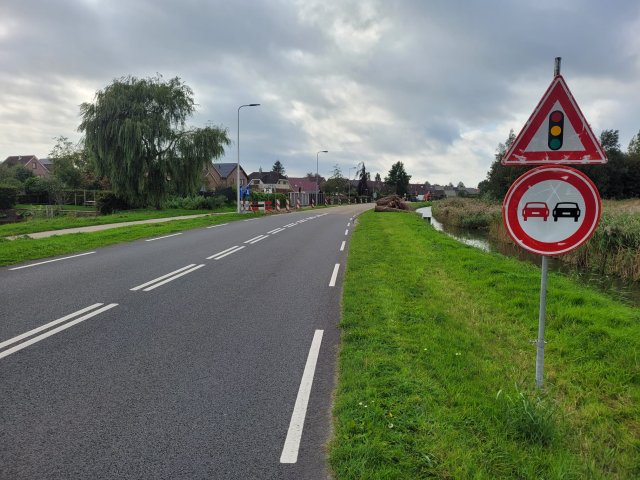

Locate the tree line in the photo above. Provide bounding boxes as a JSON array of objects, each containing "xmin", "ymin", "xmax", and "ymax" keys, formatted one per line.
[{"xmin": 479, "ymin": 129, "xmax": 640, "ymax": 200}]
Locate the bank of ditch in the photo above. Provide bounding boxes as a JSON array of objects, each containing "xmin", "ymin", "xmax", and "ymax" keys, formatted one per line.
[{"xmin": 330, "ymin": 210, "xmax": 639, "ymax": 479}]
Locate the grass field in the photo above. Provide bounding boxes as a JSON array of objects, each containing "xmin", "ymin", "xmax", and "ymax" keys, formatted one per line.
[
  {"xmin": 0, "ymin": 213, "xmax": 251, "ymax": 267},
  {"xmin": 330, "ymin": 210, "xmax": 639, "ymax": 479},
  {"xmin": 0, "ymin": 208, "xmax": 233, "ymax": 237}
]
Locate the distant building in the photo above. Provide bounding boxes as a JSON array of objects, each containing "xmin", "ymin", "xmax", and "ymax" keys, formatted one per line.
[
  {"xmin": 285, "ymin": 177, "xmax": 317, "ymax": 194},
  {"xmin": 247, "ymin": 171, "xmax": 291, "ymax": 193},
  {"xmin": 203, "ymin": 162, "xmax": 248, "ymax": 191},
  {"xmin": 3, "ymin": 155, "xmax": 52, "ymax": 178}
]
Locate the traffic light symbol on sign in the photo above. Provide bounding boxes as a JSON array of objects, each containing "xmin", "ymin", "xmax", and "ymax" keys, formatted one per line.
[{"xmin": 548, "ymin": 110, "xmax": 564, "ymax": 150}]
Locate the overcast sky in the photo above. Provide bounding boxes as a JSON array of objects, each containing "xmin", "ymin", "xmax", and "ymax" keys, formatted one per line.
[{"xmin": 2, "ymin": 0, "xmax": 639, "ymax": 187}]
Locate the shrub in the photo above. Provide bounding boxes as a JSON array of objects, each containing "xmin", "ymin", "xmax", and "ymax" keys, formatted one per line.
[
  {"xmin": 164, "ymin": 195, "xmax": 229, "ymax": 210},
  {"xmin": 96, "ymin": 191, "xmax": 130, "ymax": 214},
  {"xmin": 0, "ymin": 184, "xmax": 19, "ymax": 209}
]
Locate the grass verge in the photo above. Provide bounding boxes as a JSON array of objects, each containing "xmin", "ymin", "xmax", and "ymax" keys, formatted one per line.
[
  {"xmin": 0, "ymin": 213, "xmax": 253, "ymax": 267},
  {"xmin": 0, "ymin": 208, "xmax": 234, "ymax": 237},
  {"xmin": 330, "ymin": 210, "xmax": 639, "ymax": 479}
]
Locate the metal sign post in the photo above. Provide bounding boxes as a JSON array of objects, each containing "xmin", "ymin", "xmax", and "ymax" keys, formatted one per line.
[{"xmin": 535, "ymin": 255, "xmax": 549, "ymax": 388}]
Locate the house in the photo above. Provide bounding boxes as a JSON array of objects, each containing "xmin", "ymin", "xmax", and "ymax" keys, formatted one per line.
[
  {"xmin": 203, "ymin": 162, "xmax": 248, "ymax": 191},
  {"xmin": 3, "ymin": 155, "xmax": 52, "ymax": 178},
  {"xmin": 286, "ymin": 177, "xmax": 318, "ymax": 194},
  {"xmin": 247, "ymin": 171, "xmax": 291, "ymax": 193}
]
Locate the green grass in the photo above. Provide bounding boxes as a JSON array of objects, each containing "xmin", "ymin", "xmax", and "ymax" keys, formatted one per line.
[
  {"xmin": 330, "ymin": 211, "xmax": 640, "ymax": 479},
  {"xmin": 0, "ymin": 213, "xmax": 254, "ymax": 267},
  {"xmin": 0, "ymin": 208, "xmax": 234, "ymax": 237}
]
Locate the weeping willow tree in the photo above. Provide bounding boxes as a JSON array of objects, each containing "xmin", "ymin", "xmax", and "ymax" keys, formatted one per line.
[{"xmin": 79, "ymin": 75, "xmax": 230, "ymax": 208}]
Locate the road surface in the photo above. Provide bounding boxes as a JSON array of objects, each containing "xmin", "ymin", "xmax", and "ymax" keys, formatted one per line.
[{"xmin": 0, "ymin": 204, "xmax": 372, "ymax": 480}]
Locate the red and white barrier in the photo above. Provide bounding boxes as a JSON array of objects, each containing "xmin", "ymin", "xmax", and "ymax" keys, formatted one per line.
[
  {"xmin": 286, "ymin": 199, "xmax": 291, "ymax": 212},
  {"xmin": 296, "ymin": 198, "xmax": 301, "ymax": 209},
  {"xmin": 275, "ymin": 199, "xmax": 281, "ymax": 212}
]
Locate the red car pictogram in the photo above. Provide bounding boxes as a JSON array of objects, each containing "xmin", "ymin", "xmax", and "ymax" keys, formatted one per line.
[{"xmin": 522, "ymin": 202, "xmax": 549, "ymax": 221}]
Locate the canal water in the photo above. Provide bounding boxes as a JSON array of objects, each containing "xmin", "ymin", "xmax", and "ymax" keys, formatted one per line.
[{"xmin": 416, "ymin": 208, "xmax": 640, "ymax": 307}]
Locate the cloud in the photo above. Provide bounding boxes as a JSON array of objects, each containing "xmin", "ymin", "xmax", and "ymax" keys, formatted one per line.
[{"xmin": 2, "ymin": 0, "xmax": 639, "ymax": 186}]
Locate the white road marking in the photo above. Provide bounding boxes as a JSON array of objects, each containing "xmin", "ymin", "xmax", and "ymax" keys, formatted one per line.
[
  {"xmin": 9, "ymin": 252, "xmax": 96, "ymax": 271},
  {"xmin": 329, "ymin": 263, "xmax": 340, "ymax": 287},
  {"xmin": 206, "ymin": 223, "xmax": 229, "ymax": 229},
  {"xmin": 142, "ymin": 264, "xmax": 205, "ymax": 291},
  {"xmin": 269, "ymin": 228, "xmax": 285, "ymax": 234},
  {"xmin": 244, "ymin": 235, "xmax": 266, "ymax": 244},
  {"xmin": 344, "ymin": 229, "xmax": 349, "ymax": 235},
  {"xmin": 0, "ymin": 303, "xmax": 118, "ymax": 360},
  {"xmin": 340, "ymin": 241, "xmax": 346, "ymax": 252},
  {"xmin": 267, "ymin": 228, "xmax": 281, "ymax": 234},
  {"xmin": 208, "ymin": 246, "xmax": 245, "ymax": 260},
  {"xmin": 284, "ymin": 223, "xmax": 296, "ymax": 228},
  {"xmin": 243, "ymin": 218, "xmax": 257, "ymax": 222},
  {"xmin": 130, "ymin": 264, "xmax": 197, "ymax": 291},
  {"xmin": 247, "ymin": 235, "xmax": 268, "ymax": 244},
  {"xmin": 347, "ymin": 222, "xmax": 351, "ymax": 227},
  {"xmin": 280, "ymin": 329, "xmax": 324, "ymax": 464},
  {"xmin": 145, "ymin": 233, "xmax": 182, "ymax": 242}
]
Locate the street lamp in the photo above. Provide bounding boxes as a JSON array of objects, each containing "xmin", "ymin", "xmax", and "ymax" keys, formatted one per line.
[
  {"xmin": 316, "ymin": 150, "xmax": 328, "ymax": 206},
  {"xmin": 237, "ymin": 103, "xmax": 260, "ymax": 213}
]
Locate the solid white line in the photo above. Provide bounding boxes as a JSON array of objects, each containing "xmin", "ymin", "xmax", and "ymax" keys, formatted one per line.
[
  {"xmin": 212, "ymin": 246, "xmax": 245, "ymax": 260},
  {"xmin": 206, "ymin": 223, "xmax": 229, "ymax": 229},
  {"xmin": 9, "ymin": 252, "xmax": 96, "ymax": 271},
  {"xmin": 329, "ymin": 263, "xmax": 340, "ymax": 287},
  {"xmin": 0, "ymin": 304, "xmax": 118, "ymax": 360},
  {"xmin": 145, "ymin": 233, "xmax": 182, "ymax": 242},
  {"xmin": 340, "ymin": 241, "xmax": 346, "ymax": 252},
  {"xmin": 206, "ymin": 246, "xmax": 240, "ymax": 260},
  {"xmin": 248, "ymin": 235, "xmax": 268, "ymax": 244},
  {"xmin": 0, "ymin": 303, "xmax": 104, "ymax": 350},
  {"xmin": 280, "ymin": 329, "xmax": 324, "ymax": 464},
  {"xmin": 244, "ymin": 235, "xmax": 265, "ymax": 243},
  {"xmin": 130, "ymin": 264, "xmax": 196, "ymax": 291},
  {"xmin": 143, "ymin": 264, "xmax": 205, "ymax": 291},
  {"xmin": 345, "ymin": 229, "xmax": 349, "ymax": 235}
]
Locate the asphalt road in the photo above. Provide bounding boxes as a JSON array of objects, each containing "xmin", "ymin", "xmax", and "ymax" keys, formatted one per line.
[{"xmin": 0, "ymin": 204, "xmax": 372, "ymax": 480}]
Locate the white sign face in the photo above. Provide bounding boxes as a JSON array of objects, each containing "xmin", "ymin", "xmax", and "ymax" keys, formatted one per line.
[
  {"xmin": 517, "ymin": 180, "xmax": 585, "ymax": 243},
  {"xmin": 503, "ymin": 166, "xmax": 601, "ymax": 256}
]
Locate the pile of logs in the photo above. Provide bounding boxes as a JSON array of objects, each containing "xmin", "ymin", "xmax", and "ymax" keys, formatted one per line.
[{"xmin": 374, "ymin": 195, "xmax": 411, "ymax": 212}]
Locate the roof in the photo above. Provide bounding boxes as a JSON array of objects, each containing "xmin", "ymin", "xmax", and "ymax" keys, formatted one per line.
[
  {"xmin": 247, "ymin": 171, "xmax": 287, "ymax": 185},
  {"xmin": 287, "ymin": 177, "xmax": 318, "ymax": 193},
  {"xmin": 212, "ymin": 162, "xmax": 238, "ymax": 178},
  {"xmin": 39, "ymin": 157, "xmax": 53, "ymax": 166},
  {"xmin": 3, "ymin": 155, "xmax": 38, "ymax": 167}
]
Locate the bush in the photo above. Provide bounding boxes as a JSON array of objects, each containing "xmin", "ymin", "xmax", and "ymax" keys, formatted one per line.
[
  {"xmin": 96, "ymin": 191, "xmax": 131, "ymax": 214},
  {"xmin": 249, "ymin": 192, "xmax": 286, "ymax": 202},
  {"xmin": 163, "ymin": 195, "xmax": 228, "ymax": 210},
  {"xmin": 0, "ymin": 184, "xmax": 19, "ymax": 209}
]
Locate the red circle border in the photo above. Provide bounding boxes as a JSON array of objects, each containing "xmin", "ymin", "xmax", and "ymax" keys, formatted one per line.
[{"xmin": 502, "ymin": 165, "xmax": 601, "ymax": 256}]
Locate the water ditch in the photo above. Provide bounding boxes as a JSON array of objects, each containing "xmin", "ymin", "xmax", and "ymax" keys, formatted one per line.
[{"xmin": 416, "ymin": 207, "xmax": 640, "ymax": 307}]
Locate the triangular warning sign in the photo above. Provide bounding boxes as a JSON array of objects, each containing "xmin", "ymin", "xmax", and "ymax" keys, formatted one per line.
[{"xmin": 502, "ymin": 75, "xmax": 607, "ymax": 165}]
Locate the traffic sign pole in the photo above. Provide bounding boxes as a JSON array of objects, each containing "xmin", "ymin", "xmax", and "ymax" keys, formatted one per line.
[{"xmin": 535, "ymin": 255, "xmax": 549, "ymax": 388}]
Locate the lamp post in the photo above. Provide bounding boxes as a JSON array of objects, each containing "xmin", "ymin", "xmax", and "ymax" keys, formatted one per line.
[
  {"xmin": 316, "ymin": 150, "xmax": 328, "ymax": 206},
  {"xmin": 237, "ymin": 103, "xmax": 260, "ymax": 213}
]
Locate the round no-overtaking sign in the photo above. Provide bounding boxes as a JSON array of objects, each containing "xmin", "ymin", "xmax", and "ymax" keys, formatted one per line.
[{"xmin": 502, "ymin": 165, "xmax": 601, "ymax": 256}]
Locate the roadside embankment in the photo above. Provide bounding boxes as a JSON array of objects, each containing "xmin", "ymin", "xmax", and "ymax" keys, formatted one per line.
[{"xmin": 330, "ymin": 210, "xmax": 639, "ymax": 479}]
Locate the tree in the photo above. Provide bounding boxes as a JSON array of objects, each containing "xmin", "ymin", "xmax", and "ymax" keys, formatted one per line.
[
  {"xmin": 384, "ymin": 161, "xmax": 411, "ymax": 196},
  {"xmin": 49, "ymin": 136, "xmax": 84, "ymax": 188},
  {"xmin": 272, "ymin": 160, "xmax": 285, "ymax": 175},
  {"xmin": 79, "ymin": 75, "xmax": 230, "ymax": 208},
  {"xmin": 323, "ymin": 164, "xmax": 348, "ymax": 194},
  {"xmin": 357, "ymin": 162, "xmax": 370, "ymax": 196}
]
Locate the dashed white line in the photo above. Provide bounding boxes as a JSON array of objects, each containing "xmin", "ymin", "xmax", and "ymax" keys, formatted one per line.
[
  {"xmin": 145, "ymin": 233, "xmax": 182, "ymax": 242},
  {"xmin": 280, "ymin": 329, "xmax": 324, "ymax": 464},
  {"xmin": 247, "ymin": 235, "xmax": 268, "ymax": 245},
  {"xmin": 329, "ymin": 263, "xmax": 340, "ymax": 287},
  {"xmin": 244, "ymin": 235, "xmax": 266, "ymax": 244},
  {"xmin": 206, "ymin": 223, "xmax": 229, "ymax": 229},
  {"xmin": 207, "ymin": 246, "xmax": 244, "ymax": 260},
  {"xmin": 270, "ymin": 228, "xmax": 285, "ymax": 234},
  {"xmin": 0, "ymin": 303, "xmax": 119, "ymax": 360},
  {"xmin": 243, "ymin": 218, "xmax": 257, "ymax": 222},
  {"xmin": 347, "ymin": 222, "xmax": 351, "ymax": 227},
  {"xmin": 9, "ymin": 252, "xmax": 96, "ymax": 271},
  {"xmin": 131, "ymin": 264, "xmax": 197, "ymax": 291},
  {"xmin": 284, "ymin": 223, "xmax": 296, "ymax": 228},
  {"xmin": 340, "ymin": 241, "xmax": 346, "ymax": 252},
  {"xmin": 344, "ymin": 229, "xmax": 349, "ymax": 235},
  {"xmin": 141, "ymin": 264, "xmax": 205, "ymax": 291}
]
